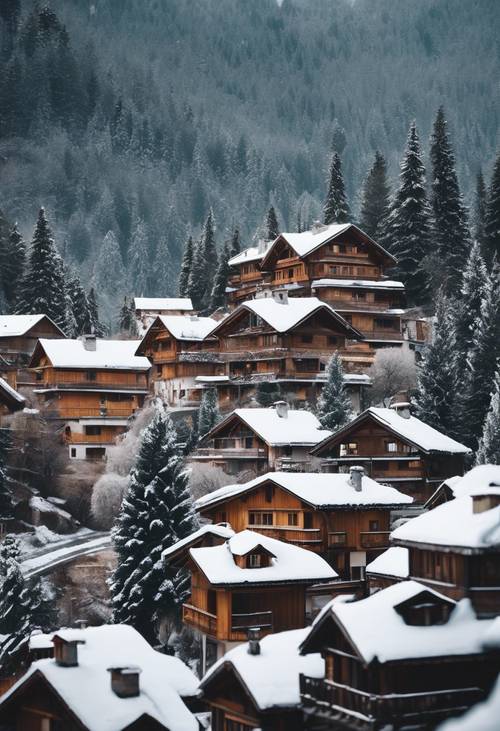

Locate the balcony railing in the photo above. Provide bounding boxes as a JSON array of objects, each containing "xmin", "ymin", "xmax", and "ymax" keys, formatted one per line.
[
  {"xmin": 360, "ymin": 531, "xmax": 391, "ymax": 549},
  {"xmin": 275, "ymin": 458, "xmax": 312, "ymax": 472},
  {"xmin": 182, "ymin": 604, "xmax": 217, "ymax": 636},
  {"xmin": 328, "ymin": 531, "xmax": 347, "ymax": 547},
  {"xmin": 35, "ymin": 381, "xmax": 148, "ymax": 391},
  {"xmin": 66, "ymin": 432, "xmax": 121, "ymax": 444},
  {"xmin": 44, "ymin": 407, "xmax": 135, "ymax": 419},
  {"xmin": 193, "ymin": 447, "xmax": 267, "ymax": 459},
  {"xmin": 300, "ymin": 675, "xmax": 483, "ymax": 725},
  {"xmin": 231, "ymin": 610, "xmax": 273, "ymax": 632},
  {"xmin": 361, "ymin": 329, "xmax": 403, "ymax": 341},
  {"xmin": 247, "ymin": 525, "xmax": 322, "ymax": 546}
]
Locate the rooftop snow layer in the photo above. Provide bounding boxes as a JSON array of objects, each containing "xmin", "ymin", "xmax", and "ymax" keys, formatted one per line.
[
  {"xmin": 228, "ymin": 241, "xmax": 272, "ymax": 266},
  {"xmin": 157, "ymin": 315, "xmax": 217, "ymax": 341},
  {"xmin": 366, "ymin": 546, "xmax": 409, "ymax": 578},
  {"xmin": 447, "ymin": 464, "xmax": 500, "ymax": 498},
  {"xmin": 239, "ymin": 296, "xmax": 353, "ymax": 333},
  {"xmin": 1, "ymin": 624, "xmax": 198, "ymax": 731},
  {"xmin": 189, "ymin": 529, "xmax": 336, "ymax": 585},
  {"xmin": 201, "ymin": 627, "xmax": 324, "ymax": 710},
  {"xmin": 311, "ymin": 278, "xmax": 405, "ymax": 290},
  {"xmin": 37, "ymin": 338, "xmax": 151, "ymax": 371},
  {"xmin": 134, "ymin": 297, "xmax": 193, "ymax": 312},
  {"xmin": 0, "ymin": 314, "xmax": 61, "ymax": 337},
  {"xmin": 209, "ymin": 407, "xmax": 331, "ymax": 446},
  {"xmin": 195, "ymin": 471, "xmax": 412, "ymax": 512},
  {"xmin": 0, "ymin": 377, "xmax": 25, "ymax": 403},
  {"xmin": 274, "ymin": 223, "xmax": 351, "ymax": 258},
  {"xmin": 162, "ymin": 523, "xmax": 235, "ymax": 561}
]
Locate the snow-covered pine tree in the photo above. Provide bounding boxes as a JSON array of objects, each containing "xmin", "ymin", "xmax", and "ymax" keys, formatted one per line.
[
  {"xmin": 197, "ymin": 388, "xmax": 221, "ymax": 438},
  {"xmin": 153, "ymin": 236, "xmax": 174, "ymax": 298},
  {"xmin": 316, "ymin": 353, "xmax": 352, "ymax": 432},
  {"xmin": 265, "ymin": 205, "xmax": 279, "ymax": 240},
  {"xmin": 16, "ymin": 208, "xmax": 68, "ymax": 330},
  {"xmin": 128, "ymin": 219, "xmax": 150, "ymax": 297},
  {"xmin": 68, "ymin": 270, "xmax": 92, "ymax": 335},
  {"xmin": 92, "ymin": 230, "xmax": 126, "ymax": 306},
  {"xmin": 87, "ymin": 287, "xmax": 106, "ymax": 336},
  {"xmin": 255, "ymin": 381, "xmax": 282, "ymax": 407},
  {"xmin": 359, "ymin": 151, "xmax": 391, "ymax": 240},
  {"xmin": 1, "ymin": 223, "xmax": 26, "ymax": 309},
  {"xmin": 476, "ymin": 370, "xmax": 500, "ymax": 465},
  {"xmin": 0, "ymin": 428, "xmax": 13, "ymax": 523},
  {"xmin": 323, "ymin": 151, "xmax": 350, "ymax": 225},
  {"xmin": 210, "ymin": 242, "xmax": 230, "ymax": 310},
  {"xmin": 178, "ymin": 234, "xmax": 193, "ymax": 298},
  {"xmin": 429, "ymin": 107, "xmax": 471, "ymax": 294},
  {"xmin": 474, "ymin": 169, "xmax": 488, "ymax": 256},
  {"xmin": 199, "ymin": 209, "xmax": 218, "ymax": 305},
  {"xmin": 414, "ymin": 293, "xmax": 457, "ymax": 435},
  {"xmin": 118, "ymin": 296, "xmax": 133, "ymax": 333},
  {"xmin": 229, "ymin": 227, "xmax": 240, "ymax": 258},
  {"xmin": 187, "ymin": 237, "xmax": 206, "ymax": 311},
  {"xmin": 484, "ymin": 151, "xmax": 500, "ymax": 265},
  {"xmin": 385, "ymin": 122, "xmax": 432, "ymax": 305}
]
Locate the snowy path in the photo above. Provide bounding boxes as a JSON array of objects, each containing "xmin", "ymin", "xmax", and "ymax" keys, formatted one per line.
[{"xmin": 21, "ymin": 532, "xmax": 112, "ymax": 579}]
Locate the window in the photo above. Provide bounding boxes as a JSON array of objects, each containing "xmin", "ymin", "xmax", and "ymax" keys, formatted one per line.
[
  {"xmin": 385, "ymin": 441, "xmax": 398, "ymax": 453},
  {"xmin": 70, "ymin": 448, "xmax": 76, "ymax": 458},
  {"xmin": 244, "ymin": 437, "xmax": 253, "ymax": 448},
  {"xmin": 262, "ymin": 334, "xmax": 276, "ymax": 346},
  {"xmin": 247, "ymin": 553, "xmax": 262, "ymax": 568},
  {"xmin": 304, "ymin": 512, "xmax": 313, "ymax": 529},
  {"xmin": 36, "ymin": 370, "xmax": 43, "ymax": 381},
  {"xmin": 301, "ymin": 334, "xmax": 313, "ymax": 344},
  {"xmin": 329, "ymin": 265, "xmax": 338, "ymax": 275},
  {"xmin": 85, "ymin": 426, "xmax": 101, "ymax": 436},
  {"xmin": 408, "ymin": 460, "xmax": 420, "ymax": 469},
  {"xmin": 156, "ymin": 364, "xmax": 162, "ymax": 375},
  {"xmin": 375, "ymin": 318, "xmax": 396, "ymax": 330},
  {"xmin": 207, "ymin": 589, "xmax": 217, "ymax": 615},
  {"xmin": 352, "ymin": 291, "xmax": 366, "ymax": 300},
  {"xmin": 249, "ymin": 511, "xmax": 273, "ymax": 526},
  {"xmin": 369, "ymin": 520, "xmax": 380, "ymax": 531},
  {"xmin": 288, "ymin": 512, "xmax": 298, "ymax": 526},
  {"xmin": 328, "ymin": 336, "xmax": 338, "ymax": 346},
  {"xmin": 288, "ymin": 268, "xmax": 294, "ymax": 278},
  {"xmin": 340, "ymin": 442, "xmax": 358, "ymax": 456},
  {"xmin": 86, "ymin": 370, "xmax": 97, "ymax": 381}
]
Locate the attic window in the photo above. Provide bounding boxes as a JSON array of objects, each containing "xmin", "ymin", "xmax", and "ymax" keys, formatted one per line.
[
  {"xmin": 385, "ymin": 441, "xmax": 398, "ymax": 453},
  {"xmin": 395, "ymin": 593, "xmax": 454, "ymax": 627},
  {"xmin": 247, "ymin": 553, "xmax": 263, "ymax": 568},
  {"xmin": 340, "ymin": 442, "xmax": 358, "ymax": 456}
]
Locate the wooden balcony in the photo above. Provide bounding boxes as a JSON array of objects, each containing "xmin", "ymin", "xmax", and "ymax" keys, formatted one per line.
[
  {"xmin": 35, "ymin": 380, "xmax": 148, "ymax": 391},
  {"xmin": 193, "ymin": 447, "xmax": 267, "ymax": 460},
  {"xmin": 300, "ymin": 675, "xmax": 483, "ymax": 727},
  {"xmin": 360, "ymin": 531, "xmax": 391, "ymax": 549},
  {"xmin": 248, "ymin": 525, "xmax": 323, "ymax": 547},
  {"xmin": 66, "ymin": 432, "xmax": 122, "ymax": 445},
  {"xmin": 182, "ymin": 604, "xmax": 217, "ymax": 636},
  {"xmin": 360, "ymin": 329, "xmax": 403, "ymax": 341},
  {"xmin": 231, "ymin": 610, "xmax": 273, "ymax": 632},
  {"xmin": 328, "ymin": 532, "xmax": 347, "ymax": 547},
  {"xmin": 45, "ymin": 407, "xmax": 135, "ymax": 419}
]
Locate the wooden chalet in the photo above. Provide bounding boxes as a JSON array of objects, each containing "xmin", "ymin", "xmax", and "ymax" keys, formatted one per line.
[
  {"xmin": 0, "ymin": 315, "xmax": 65, "ymax": 388},
  {"xmin": 135, "ymin": 314, "xmax": 220, "ymax": 409},
  {"xmin": 169, "ymin": 529, "xmax": 336, "ymax": 674},
  {"xmin": 192, "ymin": 403, "xmax": 331, "ymax": 475},
  {"xmin": 366, "ymin": 545, "xmax": 410, "ymax": 592},
  {"xmin": 133, "ymin": 297, "xmax": 193, "ymax": 337},
  {"xmin": 312, "ymin": 403, "xmax": 471, "ymax": 503},
  {"xmin": 299, "ymin": 581, "xmax": 500, "ymax": 730},
  {"xmin": 424, "ymin": 464, "xmax": 500, "ymax": 510},
  {"xmin": 227, "ymin": 222, "xmax": 408, "ymax": 347},
  {"xmin": 29, "ymin": 335, "xmax": 150, "ymax": 460},
  {"xmin": 195, "ymin": 469, "xmax": 412, "ymax": 579},
  {"xmin": 0, "ymin": 625, "xmax": 199, "ymax": 731},
  {"xmin": 0, "ymin": 376, "xmax": 25, "ymax": 417}
]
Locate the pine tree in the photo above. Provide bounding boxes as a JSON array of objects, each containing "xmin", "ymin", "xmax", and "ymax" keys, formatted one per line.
[
  {"xmin": 0, "ymin": 223, "xmax": 26, "ymax": 309},
  {"xmin": 316, "ymin": 354, "xmax": 352, "ymax": 432},
  {"xmin": 265, "ymin": 205, "xmax": 279, "ymax": 240},
  {"xmin": 178, "ymin": 234, "xmax": 193, "ymax": 298},
  {"xmin": 16, "ymin": 208, "xmax": 68, "ymax": 330},
  {"xmin": 229, "ymin": 228, "xmax": 240, "ymax": 258},
  {"xmin": 0, "ymin": 428, "xmax": 13, "ymax": 522},
  {"xmin": 484, "ymin": 151, "xmax": 500, "ymax": 265},
  {"xmin": 255, "ymin": 381, "xmax": 282, "ymax": 407},
  {"xmin": 187, "ymin": 237, "xmax": 206, "ymax": 311},
  {"xmin": 153, "ymin": 236, "xmax": 174, "ymax": 298},
  {"xmin": 359, "ymin": 151, "xmax": 390, "ymax": 240},
  {"xmin": 429, "ymin": 107, "xmax": 471, "ymax": 293},
  {"xmin": 67, "ymin": 271, "xmax": 92, "ymax": 335},
  {"xmin": 129, "ymin": 219, "xmax": 150, "ymax": 296},
  {"xmin": 385, "ymin": 122, "xmax": 432, "ymax": 305},
  {"xmin": 474, "ymin": 169, "xmax": 488, "ymax": 256},
  {"xmin": 87, "ymin": 287, "xmax": 106, "ymax": 336},
  {"xmin": 200, "ymin": 209, "xmax": 218, "ymax": 295},
  {"xmin": 414, "ymin": 293, "xmax": 457, "ymax": 435},
  {"xmin": 197, "ymin": 388, "xmax": 221, "ymax": 438},
  {"xmin": 476, "ymin": 371, "xmax": 500, "ymax": 465},
  {"xmin": 323, "ymin": 151, "xmax": 350, "ymax": 225},
  {"xmin": 92, "ymin": 230, "xmax": 126, "ymax": 304},
  {"xmin": 210, "ymin": 242, "xmax": 230, "ymax": 310}
]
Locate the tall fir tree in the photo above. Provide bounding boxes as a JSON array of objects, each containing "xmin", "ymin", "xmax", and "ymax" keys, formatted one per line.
[
  {"xmin": 316, "ymin": 353, "xmax": 352, "ymax": 432},
  {"xmin": 229, "ymin": 227, "xmax": 240, "ymax": 258},
  {"xmin": 359, "ymin": 151, "xmax": 391, "ymax": 240},
  {"xmin": 87, "ymin": 287, "xmax": 105, "ymax": 336},
  {"xmin": 265, "ymin": 205, "xmax": 279, "ymax": 240},
  {"xmin": 153, "ymin": 236, "xmax": 174, "ymax": 298},
  {"xmin": 1, "ymin": 223, "xmax": 26, "ymax": 309},
  {"xmin": 92, "ymin": 230, "xmax": 125, "ymax": 303},
  {"xmin": 385, "ymin": 122, "xmax": 432, "ymax": 305},
  {"xmin": 16, "ymin": 208, "xmax": 68, "ymax": 331},
  {"xmin": 0, "ymin": 428, "xmax": 13, "ymax": 522},
  {"xmin": 476, "ymin": 370, "xmax": 500, "ymax": 465},
  {"xmin": 197, "ymin": 388, "xmax": 221, "ymax": 438},
  {"xmin": 484, "ymin": 151, "xmax": 500, "ymax": 265},
  {"xmin": 429, "ymin": 107, "xmax": 471, "ymax": 294},
  {"xmin": 67, "ymin": 270, "xmax": 92, "ymax": 335},
  {"xmin": 128, "ymin": 219, "xmax": 150, "ymax": 296},
  {"xmin": 178, "ymin": 234, "xmax": 193, "ymax": 298},
  {"xmin": 210, "ymin": 242, "xmax": 230, "ymax": 310},
  {"xmin": 200, "ymin": 209, "xmax": 217, "ymax": 294},
  {"xmin": 414, "ymin": 293, "xmax": 457, "ymax": 436},
  {"xmin": 474, "ymin": 169, "xmax": 488, "ymax": 256},
  {"xmin": 323, "ymin": 151, "xmax": 350, "ymax": 225},
  {"xmin": 187, "ymin": 237, "xmax": 206, "ymax": 311}
]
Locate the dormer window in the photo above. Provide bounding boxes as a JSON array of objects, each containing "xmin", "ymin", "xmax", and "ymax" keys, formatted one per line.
[
  {"xmin": 247, "ymin": 553, "xmax": 263, "ymax": 568},
  {"xmin": 395, "ymin": 591, "xmax": 455, "ymax": 627}
]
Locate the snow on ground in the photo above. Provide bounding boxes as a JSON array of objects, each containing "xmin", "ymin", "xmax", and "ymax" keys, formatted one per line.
[{"xmin": 21, "ymin": 532, "xmax": 111, "ymax": 578}]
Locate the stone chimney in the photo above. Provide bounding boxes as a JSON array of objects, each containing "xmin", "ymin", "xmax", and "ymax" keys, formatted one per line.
[
  {"xmin": 271, "ymin": 290, "xmax": 288, "ymax": 305},
  {"xmin": 349, "ymin": 466, "xmax": 364, "ymax": 492},
  {"xmin": 274, "ymin": 400, "xmax": 289, "ymax": 419},
  {"xmin": 108, "ymin": 666, "xmax": 141, "ymax": 698},
  {"xmin": 247, "ymin": 627, "xmax": 261, "ymax": 656},
  {"xmin": 390, "ymin": 402, "xmax": 411, "ymax": 419},
  {"xmin": 53, "ymin": 636, "xmax": 85, "ymax": 667},
  {"xmin": 82, "ymin": 333, "xmax": 97, "ymax": 351}
]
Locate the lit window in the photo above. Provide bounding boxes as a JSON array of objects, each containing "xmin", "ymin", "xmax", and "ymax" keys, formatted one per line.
[
  {"xmin": 340, "ymin": 442, "xmax": 358, "ymax": 456},
  {"xmin": 385, "ymin": 442, "xmax": 398, "ymax": 453}
]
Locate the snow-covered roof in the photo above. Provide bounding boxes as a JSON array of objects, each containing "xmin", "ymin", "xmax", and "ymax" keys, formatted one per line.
[
  {"xmin": 162, "ymin": 523, "xmax": 235, "ymax": 562},
  {"xmin": 311, "ymin": 581, "xmax": 492, "ymax": 664},
  {"xmin": 311, "ymin": 278, "xmax": 405, "ymax": 290},
  {"xmin": 201, "ymin": 627, "xmax": 324, "ymax": 711},
  {"xmin": 228, "ymin": 241, "xmax": 272, "ymax": 267},
  {"xmin": 438, "ymin": 675, "xmax": 500, "ymax": 731},
  {"xmin": 0, "ymin": 376, "xmax": 25, "ymax": 404},
  {"xmin": 447, "ymin": 465, "xmax": 500, "ymax": 499},
  {"xmin": 391, "ymin": 491, "xmax": 500, "ymax": 551},
  {"xmin": 314, "ymin": 406, "xmax": 471, "ymax": 455},
  {"xmin": 34, "ymin": 338, "xmax": 151, "ymax": 371},
  {"xmin": 0, "ymin": 624, "xmax": 198, "ymax": 731},
  {"xmin": 156, "ymin": 315, "xmax": 217, "ymax": 341},
  {"xmin": 205, "ymin": 407, "xmax": 331, "ymax": 446},
  {"xmin": 189, "ymin": 529, "xmax": 336, "ymax": 585},
  {"xmin": 366, "ymin": 546, "xmax": 409, "ymax": 579},
  {"xmin": 0, "ymin": 314, "xmax": 63, "ymax": 337},
  {"xmin": 134, "ymin": 297, "xmax": 193, "ymax": 312},
  {"xmin": 195, "ymin": 471, "xmax": 412, "ymax": 512}
]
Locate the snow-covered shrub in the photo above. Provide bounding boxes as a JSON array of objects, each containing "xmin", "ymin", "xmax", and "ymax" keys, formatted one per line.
[{"xmin": 90, "ymin": 473, "xmax": 129, "ymax": 530}]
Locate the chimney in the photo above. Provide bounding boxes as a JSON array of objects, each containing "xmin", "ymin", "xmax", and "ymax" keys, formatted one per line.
[
  {"xmin": 108, "ymin": 666, "xmax": 141, "ymax": 698},
  {"xmin": 274, "ymin": 400, "xmax": 289, "ymax": 419},
  {"xmin": 349, "ymin": 466, "xmax": 364, "ymax": 492},
  {"xmin": 82, "ymin": 333, "xmax": 97, "ymax": 351},
  {"xmin": 75, "ymin": 619, "xmax": 88, "ymax": 630},
  {"xmin": 390, "ymin": 402, "xmax": 412, "ymax": 419},
  {"xmin": 311, "ymin": 220, "xmax": 328, "ymax": 234},
  {"xmin": 189, "ymin": 315, "xmax": 199, "ymax": 321},
  {"xmin": 247, "ymin": 627, "xmax": 261, "ymax": 656},
  {"xmin": 53, "ymin": 636, "xmax": 85, "ymax": 667},
  {"xmin": 272, "ymin": 290, "xmax": 288, "ymax": 305}
]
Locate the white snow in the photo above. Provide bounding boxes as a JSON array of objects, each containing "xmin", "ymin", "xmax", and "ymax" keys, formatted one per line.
[
  {"xmin": 134, "ymin": 297, "xmax": 193, "ymax": 312},
  {"xmin": 151, "ymin": 315, "xmax": 218, "ymax": 341},
  {"xmin": 391, "ymin": 491, "xmax": 500, "ymax": 550},
  {"xmin": 1, "ymin": 624, "xmax": 198, "ymax": 731},
  {"xmin": 366, "ymin": 546, "xmax": 409, "ymax": 578},
  {"xmin": 29, "ymin": 630, "xmax": 55, "ymax": 651},
  {"xmin": 194, "ymin": 375, "xmax": 230, "ymax": 383},
  {"xmin": 447, "ymin": 465, "xmax": 500, "ymax": 498},
  {"xmin": 233, "ymin": 296, "xmax": 355, "ymax": 334},
  {"xmin": 271, "ymin": 223, "xmax": 351, "ymax": 259},
  {"xmin": 206, "ymin": 407, "xmax": 332, "ymax": 446},
  {"xmin": 162, "ymin": 523, "xmax": 235, "ymax": 562},
  {"xmin": 228, "ymin": 242, "xmax": 272, "ymax": 267},
  {"xmin": 312, "ymin": 278, "xmax": 405, "ymax": 290},
  {"xmin": 29, "ymin": 496, "xmax": 73, "ymax": 521},
  {"xmin": 0, "ymin": 314, "xmax": 63, "ymax": 337},
  {"xmin": 36, "ymin": 338, "xmax": 151, "ymax": 371},
  {"xmin": 21, "ymin": 534, "xmax": 112, "ymax": 578},
  {"xmin": 320, "ymin": 581, "xmax": 493, "ymax": 664},
  {"xmin": 438, "ymin": 675, "xmax": 500, "ymax": 731},
  {"xmin": 189, "ymin": 529, "xmax": 337, "ymax": 585},
  {"xmin": 201, "ymin": 627, "xmax": 324, "ymax": 710},
  {"xmin": 195, "ymin": 471, "xmax": 413, "ymax": 512},
  {"xmin": 0, "ymin": 376, "xmax": 25, "ymax": 403}
]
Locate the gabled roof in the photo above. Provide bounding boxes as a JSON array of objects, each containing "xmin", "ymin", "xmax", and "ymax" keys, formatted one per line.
[
  {"xmin": 0, "ymin": 314, "xmax": 64, "ymax": 338},
  {"xmin": 207, "ymin": 296, "xmax": 362, "ymax": 338},
  {"xmin": 228, "ymin": 241, "xmax": 272, "ymax": 267},
  {"xmin": 425, "ymin": 465, "xmax": 500, "ymax": 509},
  {"xmin": 0, "ymin": 624, "xmax": 198, "ymax": 731},
  {"xmin": 366, "ymin": 546, "xmax": 409, "ymax": 579},
  {"xmin": 136, "ymin": 315, "xmax": 218, "ymax": 355},
  {"xmin": 201, "ymin": 407, "xmax": 331, "ymax": 447},
  {"xmin": 189, "ymin": 529, "xmax": 336, "ymax": 586},
  {"xmin": 134, "ymin": 297, "xmax": 193, "ymax": 312},
  {"xmin": 0, "ymin": 376, "xmax": 25, "ymax": 410},
  {"xmin": 161, "ymin": 523, "xmax": 235, "ymax": 563},
  {"xmin": 300, "ymin": 581, "xmax": 492, "ymax": 665},
  {"xmin": 195, "ymin": 471, "xmax": 412, "ymax": 513},
  {"xmin": 200, "ymin": 627, "xmax": 324, "ymax": 712},
  {"xmin": 312, "ymin": 406, "xmax": 471, "ymax": 456},
  {"xmin": 30, "ymin": 338, "xmax": 151, "ymax": 371}
]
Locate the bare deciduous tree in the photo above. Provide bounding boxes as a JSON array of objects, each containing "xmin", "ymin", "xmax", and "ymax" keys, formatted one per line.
[{"xmin": 368, "ymin": 348, "xmax": 417, "ymax": 407}]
